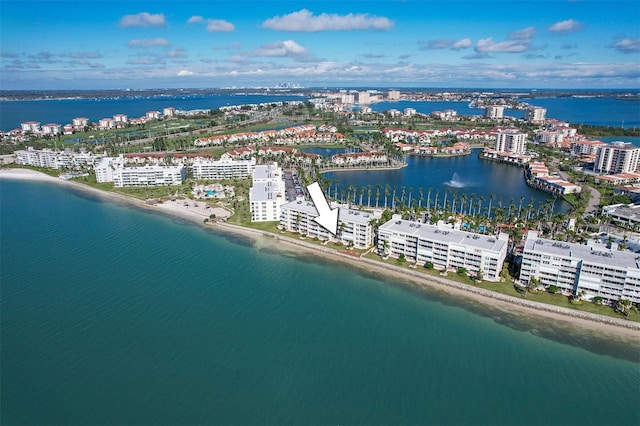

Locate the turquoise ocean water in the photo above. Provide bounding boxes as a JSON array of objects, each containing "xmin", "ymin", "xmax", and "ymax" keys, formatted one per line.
[{"xmin": 1, "ymin": 179, "xmax": 639, "ymax": 425}]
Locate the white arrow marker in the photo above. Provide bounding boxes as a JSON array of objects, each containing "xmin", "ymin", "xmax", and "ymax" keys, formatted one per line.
[{"xmin": 307, "ymin": 181, "xmax": 339, "ymax": 235}]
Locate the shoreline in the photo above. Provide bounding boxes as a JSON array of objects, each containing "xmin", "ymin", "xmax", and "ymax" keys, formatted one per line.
[{"xmin": 2, "ymin": 167, "xmax": 639, "ymax": 339}]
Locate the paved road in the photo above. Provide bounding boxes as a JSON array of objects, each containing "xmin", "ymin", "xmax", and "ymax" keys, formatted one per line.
[{"xmin": 552, "ymin": 159, "xmax": 601, "ymax": 215}]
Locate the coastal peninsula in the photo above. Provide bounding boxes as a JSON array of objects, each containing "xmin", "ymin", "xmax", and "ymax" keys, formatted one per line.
[{"xmin": 2, "ymin": 167, "xmax": 638, "ymax": 338}]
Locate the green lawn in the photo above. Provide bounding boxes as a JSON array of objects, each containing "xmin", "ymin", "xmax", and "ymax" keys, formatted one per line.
[{"xmin": 362, "ymin": 252, "xmax": 638, "ymax": 322}]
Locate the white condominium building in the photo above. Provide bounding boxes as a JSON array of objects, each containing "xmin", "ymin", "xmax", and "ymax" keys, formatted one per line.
[
  {"xmin": 594, "ymin": 142, "xmax": 640, "ymax": 174},
  {"xmin": 249, "ymin": 163, "xmax": 286, "ymax": 222},
  {"xmin": 485, "ymin": 105, "xmax": 504, "ymax": 119},
  {"xmin": 524, "ymin": 106, "xmax": 546, "ymax": 123},
  {"xmin": 15, "ymin": 147, "xmax": 99, "ymax": 170},
  {"xmin": 113, "ymin": 164, "xmax": 186, "ymax": 187},
  {"xmin": 279, "ymin": 200, "xmax": 375, "ymax": 249},
  {"xmin": 388, "ymin": 90, "xmax": 401, "ymax": 100},
  {"xmin": 95, "ymin": 157, "xmax": 122, "ymax": 183},
  {"xmin": 495, "ymin": 129, "xmax": 527, "ymax": 154},
  {"xmin": 95, "ymin": 156, "xmax": 185, "ymax": 187},
  {"xmin": 191, "ymin": 158, "xmax": 256, "ymax": 180},
  {"xmin": 357, "ymin": 91, "xmax": 371, "ymax": 105},
  {"xmin": 378, "ymin": 219, "xmax": 509, "ymax": 281},
  {"xmin": 520, "ymin": 231, "xmax": 640, "ymax": 303}
]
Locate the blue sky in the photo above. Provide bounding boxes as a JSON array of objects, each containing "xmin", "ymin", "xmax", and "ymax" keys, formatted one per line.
[{"xmin": 1, "ymin": 0, "xmax": 639, "ymax": 89}]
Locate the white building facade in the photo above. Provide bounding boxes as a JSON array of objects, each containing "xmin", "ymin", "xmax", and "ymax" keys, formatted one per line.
[
  {"xmin": 485, "ymin": 105, "xmax": 504, "ymax": 119},
  {"xmin": 594, "ymin": 142, "xmax": 640, "ymax": 174},
  {"xmin": 249, "ymin": 163, "xmax": 286, "ymax": 222},
  {"xmin": 112, "ymin": 164, "xmax": 186, "ymax": 187},
  {"xmin": 377, "ymin": 219, "xmax": 509, "ymax": 281},
  {"xmin": 191, "ymin": 158, "xmax": 256, "ymax": 180},
  {"xmin": 279, "ymin": 200, "xmax": 375, "ymax": 249},
  {"xmin": 524, "ymin": 107, "xmax": 546, "ymax": 123},
  {"xmin": 520, "ymin": 231, "xmax": 640, "ymax": 303},
  {"xmin": 94, "ymin": 156, "xmax": 185, "ymax": 187},
  {"xmin": 495, "ymin": 129, "xmax": 528, "ymax": 154}
]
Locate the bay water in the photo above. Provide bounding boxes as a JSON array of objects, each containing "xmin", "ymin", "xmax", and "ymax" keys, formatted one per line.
[
  {"xmin": 1, "ymin": 93, "xmax": 638, "ymax": 131},
  {"xmin": 1, "ymin": 179, "xmax": 638, "ymax": 425}
]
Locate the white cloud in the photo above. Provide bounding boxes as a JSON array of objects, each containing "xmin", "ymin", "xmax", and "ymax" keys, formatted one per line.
[
  {"xmin": 419, "ymin": 38, "xmax": 472, "ymax": 50},
  {"xmin": 611, "ymin": 38, "xmax": 640, "ymax": 54},
  {"xmin": 262, "ymin": 9, "xmax": 394, "ymax": 32},
  {"xmin": 476, "ymin": 37, "xmax": 531, "ymax": 53},
  {"xmin": 127, "ymin": 38, "xmax": 170, "ymax": 48},
  {"xmin": 509, "ymin": 26, "xmax": 536, "ymax": 40},
  {"xmin": 251, "ymin": 40, "xmax": 308, "ymax": 58},
  {"xmin": 120, "ymin": 12, "xmax": 167, "ymax": 28},
  {"xmin": 188, "ymin": 16, "xmax": 235, "ymax": 32},
  {"xmin": 206, "ymin": 19, "xmax": 235, "ymax": 32},
  {"xmin": 548, "ymin": 19, "xmax": 584, "ymax": 34},
  {"xmin": 451, "ymin": 38, "xmax": 473, "ymax": 50},
  {"xmin": 167, "ymin": 48, "xmax": 187, "ymax": 58},
  {"xmin": 177, "ymin": 69, "xmax": 195, "ymax": 76},
  {"xmin": 187, "ymin": 16, "xmax": 205, "ymax": 24}
]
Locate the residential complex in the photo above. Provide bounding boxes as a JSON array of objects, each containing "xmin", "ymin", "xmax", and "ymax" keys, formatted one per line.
[
  {"xmin": 191, "ymin": 158, "xmax": 256, "ymax": 180},
  {"xmin": 95, "ymin": 156, "xmax": 186, "ymax": 187},
  {"xmin": 15, "ymin": 147, "xmax": 100, "ymax": 170},
  {"xmin": 520, "ymin": 231, "xmax": 640, "ymax": 304},
  {"xmin": 594, "ymin": 141, "xmax": 640, "ymax": 174},
  {"xmin": 485, "ymin": 105, "xmax": 504, "ymax": 119},
  {"xmin": 377, "ymin": 219, "xmax": 509, "ymax": 281},
  {"xmin": 279, "ymin": 200, "xmax": 376, "ymax": 249},
  {"xmin": 495, "ymin": 129, "xmax": 527, "ymax": 154},
  {"xmin": 249, "ymin": 163, "xmax": 286, "ymax": 222},
  {"xmin": 525, "ymin": 162, "xmax": 582, "ymax": 196},
  {"xmin": 602, "ymin": 203, "xmax": 640, "ymax": 232},
  {"xmin": 524, "ymin": 106, "xmax": 546, "ymax": 123}
]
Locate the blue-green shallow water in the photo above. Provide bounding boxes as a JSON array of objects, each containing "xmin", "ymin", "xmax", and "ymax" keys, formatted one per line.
[{"xmin": 1, "ymin": 180, "xmax": 639, "ymax": 425}]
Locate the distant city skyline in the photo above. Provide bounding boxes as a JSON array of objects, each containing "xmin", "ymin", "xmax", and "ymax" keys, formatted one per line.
[{"xmin": 1, "ymin": 0, "xmax": 639, "ymax": 90}]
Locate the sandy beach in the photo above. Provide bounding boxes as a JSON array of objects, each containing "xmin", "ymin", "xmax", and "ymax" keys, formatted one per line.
[{"xmin": 2, "ymin": 167, "xmax": 639, "ymax": 339}]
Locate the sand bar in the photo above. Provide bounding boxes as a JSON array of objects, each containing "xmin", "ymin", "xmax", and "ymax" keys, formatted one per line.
[{"xmin": 2, "ymin": 167, "xmax": 639, "ymax": 339}]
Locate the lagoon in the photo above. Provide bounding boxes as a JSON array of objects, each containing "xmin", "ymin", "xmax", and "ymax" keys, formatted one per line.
[{"xmin": 314, "ymin": 149, "xmax": 572, "ymax": 213}]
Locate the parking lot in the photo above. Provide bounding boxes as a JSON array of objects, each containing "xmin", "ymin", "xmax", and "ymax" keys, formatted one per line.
[{"xmin": 283, "ymin": 170, "xmax": 306, "ymax": 202}]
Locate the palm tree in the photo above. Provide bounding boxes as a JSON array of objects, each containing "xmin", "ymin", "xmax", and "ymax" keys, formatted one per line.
[
  {"xmin": 407, "ymin": 186, "xmax": 413, "ymax": 209},
  {"xmin": 384, "ymin": 184, "xmax": 390, "ymax": 208},
  {"xmin": 392, "ymin": 186, "xmax": 397, "ymax": 209},
  {"xmin": 518, "ymin": 195, "xmax": 525, "ymax": 219},
  {"xmin": 451, "ymin": 191, "xmax": 458, "ymax": 214},
  {"xmin": 507, "ymin": 196, "xmax": 515, "ymax": 220},
  {"xmin": 375, "ymin": 184, "xmax": 381, "ymax": 208},
  {"xmin": 487, "ymin": 193, "xmax": 496, "ymax": 219},
  {"xmin": 443, "ymin": 189, "xmax": 449, "ymax": 212},
  {"xmin": 418, "ymin": 187, "xmax": 424, "ymax": 210},
  {"xmin": 426, "ymin": 187, "xmax": 432, "ymax": 211},
  {"xmin": 367, "ymin": 185, "xmax": 372, "ymax": 207},
  {"xmin": 359, "ymin": 186, "xmax": 365, "ymax": 207},
  {"xmin": 434, "ymin": 189, "xmax": 440, "ymax": 212}
]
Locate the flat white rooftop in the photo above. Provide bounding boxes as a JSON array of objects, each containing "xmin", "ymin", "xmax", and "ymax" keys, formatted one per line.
[
  {"xmin": 281, "ymin": 200, "xmax": 375, "ymax": 225},
  {"xmin": 379, "ymin": 219, "xmax": 508, "ymax": 253},
  {"xmin": 524, "ymin": 233, "xmax": 640, "ymax": 269}
]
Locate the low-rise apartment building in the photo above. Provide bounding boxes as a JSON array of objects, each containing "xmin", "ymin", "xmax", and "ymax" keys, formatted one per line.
[
  {"xmin": 192, "ymin": 158, "xmax": 256, "ymax": 180},
  {"xmin": 520, "ymin": 231, "xmax": 640, "ymax": 303},
  {"xmin": 15, "ymin": 147, "xmax": 100, "ymax": 170},
  {"xmin": 279, "ymin": 200, "xmax": 375, "ymax": 249},
  {"xmin": 377, "ymin": 219, "xmax": 509, "ymax": 281},
  {"xmin": 113, "ymin": 164, "xmax": 186, "ymax": 187},
  {"xmin": 95, "ymin": 156, "xmax": 185, "ymax": 187}
]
